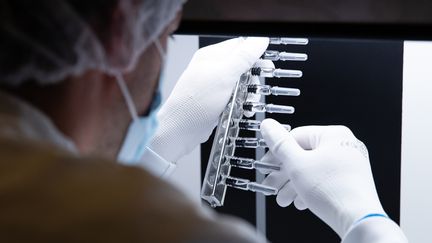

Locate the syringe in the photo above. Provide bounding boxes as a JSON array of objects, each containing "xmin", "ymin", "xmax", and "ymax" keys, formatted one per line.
[
  {"xmin": 238, "ymin": 119, "xmax": 291, "ymax": 131},
  {"xmin": 225, "ymin": 155, "xmax": 281, "ymax": 171},
  {"xmin": 251, "ymin": 67, "xmax": 302, "ymax": 78},
  {"xmin": 247, "ymin": 84, "xmax": 300, "ymax": 96},
  {"xmin": 229, "ymin": 137, "xmax": 267, "ymax": 148},
  {"xmin": 263, "ymin": 50, "xmax": 308, "ymax": 62},
  {"xmin": 224, "ymin": 176, "xmax": 278, "ymax": 195},
  {"xmin": 269, "ymin": 37, "xmax": 309, "ymax": 45},
  {"xmin": 243, "ymin": 102, "xmax": 295, "ymax": 114}
]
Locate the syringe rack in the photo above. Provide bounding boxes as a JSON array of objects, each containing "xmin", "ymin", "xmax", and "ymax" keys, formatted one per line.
[{"xmin": 201, "ymin": 72, "xmax": 252, "ymax": 207}]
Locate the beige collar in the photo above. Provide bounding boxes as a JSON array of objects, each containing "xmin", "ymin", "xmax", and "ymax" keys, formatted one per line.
[{"xmin": 0, "ymin": 90, "xmax": 78, "ymax": 153}]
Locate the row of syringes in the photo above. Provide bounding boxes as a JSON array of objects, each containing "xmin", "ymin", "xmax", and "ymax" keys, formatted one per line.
[{"xmin": 222, "ymin": 37, "xmax": 306, "ymax": 197}]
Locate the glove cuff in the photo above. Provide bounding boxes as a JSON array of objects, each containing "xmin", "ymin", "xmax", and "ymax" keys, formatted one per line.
[
  {"xmin": 139, "ymin": 146, "xmax": 176, "ymax": 178},
  {"xmin": 343, "ymin": 213, "xmax": 388, "ymax": 238},
  {"xmin": 150, "ymin": 94, "xmax": 213, "ymax": 163},
  {"xmin": 353, "ymin": 213, "xmax": 388, "ymax": 224},
  {"xmin": 342, "ymin": 215, "xmax": 407, "ymax": 243}
]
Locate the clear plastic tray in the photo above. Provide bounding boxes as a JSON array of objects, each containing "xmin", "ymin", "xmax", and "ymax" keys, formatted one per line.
[{"xmin": 201, "ymin": 72, "xmax": 252, "ymax": 207}]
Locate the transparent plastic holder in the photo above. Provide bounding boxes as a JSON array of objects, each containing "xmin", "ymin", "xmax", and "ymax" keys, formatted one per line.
[
  {"xmin": 201, "ymin": 37, "xmax": 306, "ymax": 207},
  {"xmin": 201, "ymin": 73, "xmax": 252, "ymax": 207}
]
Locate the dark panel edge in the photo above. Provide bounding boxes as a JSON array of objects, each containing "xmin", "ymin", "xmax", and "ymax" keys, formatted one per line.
[{"xmin": 176, "ymin": 21, "xmax": 432, "ymax": 41}]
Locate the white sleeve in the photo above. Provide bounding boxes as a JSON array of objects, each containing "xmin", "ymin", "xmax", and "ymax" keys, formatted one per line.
[
  {"xmin": 138, "ymin": 146, "xmax": 176, "ymax": 179},
  {"xmin": 342, "ymin": 217, "xmax": 408, "ymax": 243}
]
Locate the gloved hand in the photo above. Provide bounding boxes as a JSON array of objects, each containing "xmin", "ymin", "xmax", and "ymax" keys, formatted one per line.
[
  {"xmin": 148, "ymin": 37, "xmax": 269, "ymax": 163},
  {"xmin": 260, "ymin": 119, "xmax": 386, "ymax": 238}
]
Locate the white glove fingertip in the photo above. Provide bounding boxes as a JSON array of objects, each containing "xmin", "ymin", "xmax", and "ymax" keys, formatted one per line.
[
  {"xmin": 261, "ymin": 119, "xmax": 303, "ymax": 160},
  {"xmin": 256, "ymin": 152, "xmax": 280, "ymax": 174},
  {"xmin": 232, "ymin": 37, "xmax": 269, "ymax": 71},
  {"xmin": 276, "ymin": 182, "xmax": 297, "ymax": 207},
  {"xmin": 261, "ymin": 172, "xmax": 288, "ymax": 190},
  {"xmin": 294, "ymin": 197, "xmax": 308, "ymax": 211},
  {"xmin": 254, "ymin": 59, "xmax": 275, "ymax": 69},
  {"xmin": 243, "ymin": 111, "xmax": 255, "ymax": 118},
  {"xmin": 243, "ymin": 37, "xmax": 270, "ymax": 54}
]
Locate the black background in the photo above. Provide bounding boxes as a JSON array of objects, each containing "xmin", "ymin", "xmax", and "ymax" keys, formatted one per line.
[
  {"xmin": 201, "ymin": 37, "xmax": 403, "ymax": 242},
  {"xmin": 179, "ymin": 0, "xmax": 432, "ymax": 40}
]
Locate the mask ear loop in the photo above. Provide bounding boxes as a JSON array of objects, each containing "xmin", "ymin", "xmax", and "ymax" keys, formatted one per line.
[
  {"xmin": 115, "ymin": 40, "xmax": 165, "ymax": 123},
  {"xmin": 114, "ymin": 73, "xmax": 139, "ymax": 122},
  {"xmin": 154, "ymin": 39, "xmax": 167, "ymax": 64}
]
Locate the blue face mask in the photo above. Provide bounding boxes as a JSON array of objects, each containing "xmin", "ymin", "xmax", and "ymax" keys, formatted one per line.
[{"xmin": 116, "ymin": 40, "xmax": 167, "ymax": 164}]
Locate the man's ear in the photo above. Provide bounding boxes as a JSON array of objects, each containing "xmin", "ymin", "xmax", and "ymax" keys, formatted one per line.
[{"xmin": 103, "ymin": 1, "xmax": 131, "ymax": 68}]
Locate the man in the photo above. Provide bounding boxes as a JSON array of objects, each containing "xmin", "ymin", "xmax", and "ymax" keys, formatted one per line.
[{"xmin": 0, "ymin": 0, "xmax": 407, "ymax": 242}]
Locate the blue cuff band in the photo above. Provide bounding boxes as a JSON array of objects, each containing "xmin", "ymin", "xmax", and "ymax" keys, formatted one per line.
[{"xmin": 355, "ymin": 213, "xmax": 389, "ymax": 225}]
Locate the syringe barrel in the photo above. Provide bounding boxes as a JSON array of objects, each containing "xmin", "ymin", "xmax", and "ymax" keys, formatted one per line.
[
  {"xmin": 243, "ymin": 102, "xmax": 295, "ymax": 114},
  {"xmin": 263, "ymin": 50, "xmax": 308, "ymax": 61},
  {"xmin": 251, "ymin": 67, "xmax": 302, "ymax": 78},
  {"xmin": 238, "ymin": 119, "xmax": 291, "ymax": 131},
  {"xmin": 269, "ymin": 37, "xmax": 309, "ymax": 45},
  {"xmin": 232, "ymin": 137, "xmax": 267, "ymax": 148}
]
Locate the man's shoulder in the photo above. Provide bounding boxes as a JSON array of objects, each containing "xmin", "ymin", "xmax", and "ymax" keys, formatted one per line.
[
  {"xmin": 0, "ymin": 136, "xmax": 206, "ymax": 241},
  {"xmin": 0, "ymin": 137, "xmax": 264, "ymax": 243},
  {"xmin": 0, "ymin": 135, "xmax": 165, "ymax": 194}
]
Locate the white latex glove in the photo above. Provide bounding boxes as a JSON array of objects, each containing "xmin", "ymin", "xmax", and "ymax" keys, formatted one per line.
[
  {"xmin": 149, "ymin": 37, "xmax": 269, "ymax": 163},
  {"xmin": 260, "ymin": 118, "xmax": 386, "ymax": 238}
]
